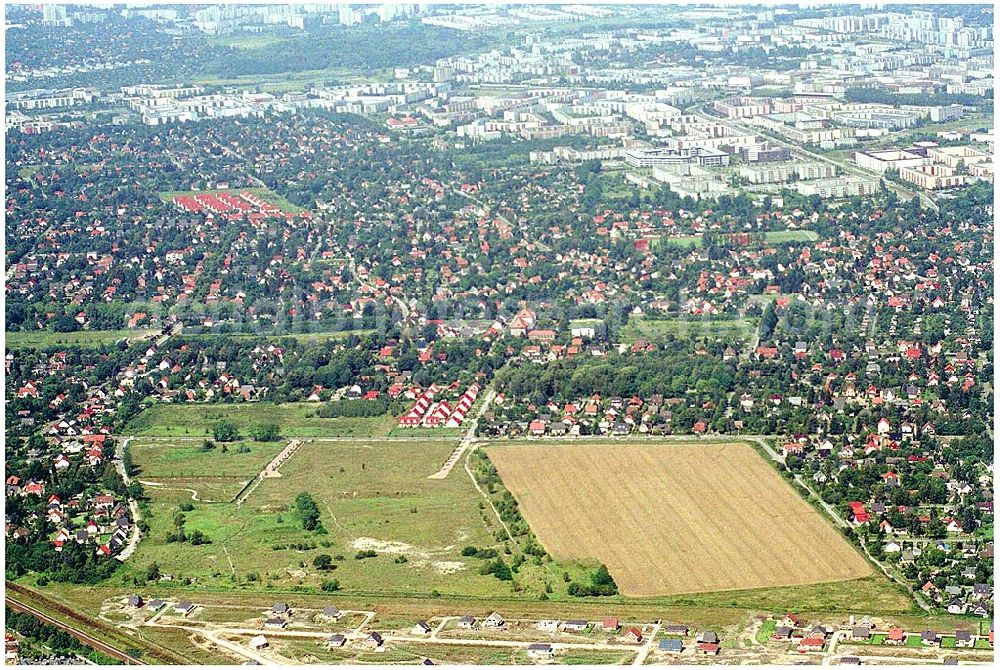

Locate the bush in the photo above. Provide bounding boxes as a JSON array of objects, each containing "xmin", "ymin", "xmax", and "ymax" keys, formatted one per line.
[
  {"xmin": 479, "ymin": 559, "xmax": 512, "ymax": 581},
  {"xmin": 313, "ymin": 554, "xmax": 333, "ymax": 570},
  {"xmin": 212, "ymin": 420, "xmax": 239, "ymax": 442},
  {"xmin": 250, "ymin": 423, "xmax": 280, "ymax": 442},
  {"xmin": 294, "ymin": 492, "xmax": 321, "ymax": 531},
  {"xmin": 354, "ymin": 549, "xmax": 377, "ymax": 560},
  {"xmin": 568, "ymin": 564, "xmax": 619, "ymax": 597},
  {"xmin": 320, "ymin": 579, "xmax": 340, "ymax": 592}
]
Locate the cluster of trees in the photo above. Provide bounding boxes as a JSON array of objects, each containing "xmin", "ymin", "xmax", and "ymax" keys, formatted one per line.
[
  {"xmin": 202, "ymin": 22, "xmax": 497, "ymax": 78},
  {"xmin": 165, "ymin": 507, "xmax": 210, "ymax": 546},
  {"xmin": 496, "ymin": 350, "xmax": 735, "ymax": 404},
  {"xmin": 845, "ymin": 87, "xmax": 992, "ymax": 111},
  {"xmin": 212, "ymin": 420, "xmax": 240, "ymax": 442},
  {"xmin": 316, "ymin": 398, "xmax": 398, "ymax": 418},
  {"xmin": 4, "ymin": 608, "xmax": 118, "ymax": 664},
  {"xmin": 294, "ymin": 492, "xmax": 323, "ymax": 532},
  {"xmin": 4, "ymin": 541, "xmax": 121, "ymax": 585},
  {"xmin": 567, "ymin": 564, "xmax": 619, "ymax": 597}
]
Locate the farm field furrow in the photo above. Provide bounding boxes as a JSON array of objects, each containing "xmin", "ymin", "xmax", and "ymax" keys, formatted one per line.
[{"xmin": 487, "ymin": 443, "xmax": 872, "ymax": 597}]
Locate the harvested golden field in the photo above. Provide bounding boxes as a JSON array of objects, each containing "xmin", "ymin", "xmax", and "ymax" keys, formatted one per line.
[{"xmin": 488, "ymin": 443, "xmax": 872, "ymax": 597}]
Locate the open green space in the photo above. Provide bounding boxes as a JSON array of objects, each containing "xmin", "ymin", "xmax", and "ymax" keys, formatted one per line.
[
  {"xmin": 156, "ymin": 187, "xmax": 305, "ymax": 214},
  {"xmin": 620, "ymin": 316, "xmax": 756, "ymax": 343},
  {"xmin": 214, "ymin": 34, "xmax": 288, "ymax": 50},
  {"xmin": 655, "ymin": 235, "xmax": 702, "ymax": 249},
  {"xmin": 756, "ymin": 618, "xmax": 777, "ymax": 643},
  {"xmin": 764, "ymin": 230, "xmax": 819, "ymax": 244},
  {"xmin": 124, "ymin": 402, "xmax": 398, "ymax": 438},
  {"xmin": 129, "ymin": 438, "xmax": 288, "ymax": 501},
  {"xmin": 5, "ymin": 329, "xmax": 157, "ymax": 350},
  {"xmin": 183, "ymin": 329, "xmax": 372, "ymax": 343},
  {"xmin": 192, "ymin": 66, "xmax": 388, "ymax": 93},
  {"xmin": 125, "ymin": 439, "xmax": 516, "ymax": 596}
]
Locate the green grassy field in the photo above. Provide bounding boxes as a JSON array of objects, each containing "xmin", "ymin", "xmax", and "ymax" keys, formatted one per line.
[
  {"xmin": 655, "ymin": 235, "xmax": 702, "ymax": 249},
  {"xmin": 764, "ymin": 230, "xmax": 819, "ymax": 244},
  {"xmin": 17, "ymin": 165, "xmax": 42, "ymax": 180},
  {"xmin": 183, "ymin": 329, "xmax": 371, "ymax": 343},
  {"xmin": 157, "ymin": 187, "xmax": 305, "ymax": 214},
  {"xmin": 129, "ymin": 438, "xmax": 288, "ymax": 501},
  {"xmin": 192, "ymin": 66, "xmax": 388, "ymax": 93},
  {"xmin": 214, "ymin": 34, "xmax": 288, "ymax": 50},
  {"xmin": 756, "ymin": 618, "xmax": 777, "ymax": 643},
  {"xmin": 620, "ymin": 316, "xmax": 756, "ymax": 343},
  {"xmin": 5, "ymin": 329, "xmax": 157, "ymax": 349},
  {"xmin": 126, "ymin": 439, "xmax": 520, "ymax": 596},
  {"xmin": 125, "ymin": 402, "xmax": 398, "ymax": 438}
]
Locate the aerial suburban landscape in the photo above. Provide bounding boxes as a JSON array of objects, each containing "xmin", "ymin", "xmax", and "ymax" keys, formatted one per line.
[{"xmin": 2, "ymin": 2, "xmax": 995, "ymax": 666}]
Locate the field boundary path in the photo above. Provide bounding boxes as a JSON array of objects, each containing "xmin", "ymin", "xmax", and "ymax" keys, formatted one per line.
[
  {"xmin": 429, "ymin": 388, "xmax": 496, "ymax": 479},
  {"xmin": 234, "ymin": 439, "xmax": 303, "ymax": 506},
  {"xmin": 464, "ymin": 445, "xmax": 516, "ymax": 546},
  {"xmin": 113, "ymin": 437, "xmax": 142, "ymax": 562}
]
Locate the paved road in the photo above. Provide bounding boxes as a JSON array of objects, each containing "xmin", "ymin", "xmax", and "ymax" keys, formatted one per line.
[
  {"xmin": 632, "ymin": 622, "xmax": 661, "ymax": 666},
  {"xmin": 429, "ymin": 388, "xmax": 497, "ymax": 479},
  {"xmin": 235, "ymin": 439, "xmax": 303, "ymax": 506}
]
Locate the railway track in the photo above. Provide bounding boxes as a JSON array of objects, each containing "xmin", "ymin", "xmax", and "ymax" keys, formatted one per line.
[{"xmin": 5, "ymin": 593, "xmax": 146, "ymax": 665}]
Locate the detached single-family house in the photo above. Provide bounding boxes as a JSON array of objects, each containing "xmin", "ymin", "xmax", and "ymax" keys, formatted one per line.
[
  {"xmin": 483, "ymin": 612, "xmax": 506, "ymax": 629},
  {"xmin": 327, "ymin": 634, "xmax": 346, "ymax": 648},
  {"xmin": 174, "ymin": 601, "xmax": 197, "ymax": 617},
  {"xmin": 697, "ymin": 631, "xmax": 719, "ymax": 644},
  {"xmin": 658, "ymin": 638, "xmax": 683, "ymax": 654},
  {"xmin": 411, "ymin": 622, "xmax": 432, "ymax": 636},
  {"xmin": 249, "ymin": 635, "xmax": 268, "ymax": 650},
  {"xmin": 772, "ymin": 626, "xmax": 793, "ymax": 640},
  {"xmin": 526, "ymin": 643, "xmax": 554, "ymax": 660}
]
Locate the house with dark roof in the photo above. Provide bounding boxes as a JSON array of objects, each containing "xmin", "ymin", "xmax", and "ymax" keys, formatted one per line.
[
  {"xmin": 526, "ymin": 643, "xmax": 553, "ymax": 660},
  {"xmin": 658, "ymin": 638, "xmax": 683, "ymax": 653}
]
